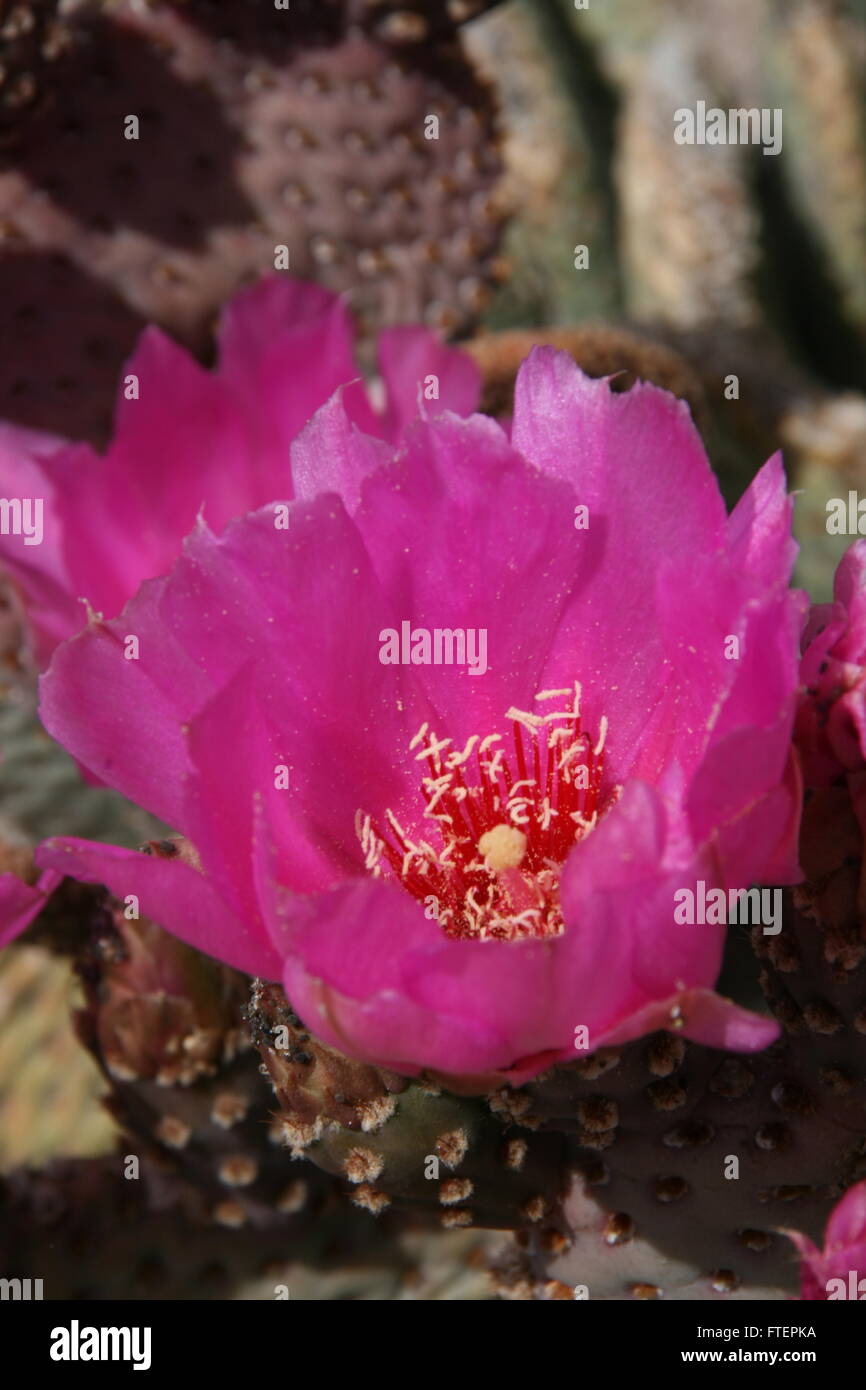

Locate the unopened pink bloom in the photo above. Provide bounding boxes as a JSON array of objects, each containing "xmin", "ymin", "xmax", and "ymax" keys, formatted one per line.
[
  {"xmin": 797, "ymin": 540, "xmax": 866, "ymax": 788},
  {"xmin": 786, "ymin": 1181, "xmax": 866, "ymax": 1300},
  {"xmin": 36, "ymin": 351, "xmax": 803, "ymax": 1082},
  {"xmin": 0, "ymin": 276, "xmax": 479, "ymax": 667}
]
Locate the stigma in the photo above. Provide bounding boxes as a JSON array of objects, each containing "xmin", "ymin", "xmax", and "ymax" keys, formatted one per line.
[{"xmin": 356, "ymin": 683, "xmax": 614, "ymax": 942}]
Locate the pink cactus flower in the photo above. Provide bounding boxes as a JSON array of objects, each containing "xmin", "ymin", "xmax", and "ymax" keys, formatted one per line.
[
  {"xmin": 786, "ymin": 1182, "xmax": 866, "ymax": 1300},
  {"xmin": 34, "ymin": 350, "xmax": 804, "ymax": 1084},
  {"xmin": 0, "ymin": 275, "xmax": 479, "ymax": 668},
  {"xmin": 797, "ymin": 540, "xmax": 866, "ymax": 789}
]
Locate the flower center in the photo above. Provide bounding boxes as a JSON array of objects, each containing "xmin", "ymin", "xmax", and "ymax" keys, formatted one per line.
[{"xmin": 356, "ymin": 684, "xmax": 612, "ymax": 941}]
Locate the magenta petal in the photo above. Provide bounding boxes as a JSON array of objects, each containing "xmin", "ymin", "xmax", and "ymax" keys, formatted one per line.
[
  {"xmin": 182, "ymin": 666, "xmax": 355, "ymax": 918},
  {"xmin": 356, "ymin": 410, "xmax": 581, "ymax": 740},
  {"xmin": 510, "ymin": 351, "xmax": 737, "ymax": 785},
  {"xmin": 0, "ymin": 868, "xmax": 62, "ymax": 948},
  {"xmin": 511, "ymin": 349, "xmax": 727, "ymax": 540},
  {"xmin": 277, "ymin": 879, "xmax": 522, "ymax": 1075},
  {"xmin": 832, "ymin": 541, "xmax": 866, "ymax": 661},
  {"xmin": 290, "ymin": 392, "xmax": 391, "ymax": 511},
  {"xmin": 694, "ymin": 742, "xmax": 803, "ymax": 888},
  {"xmin": 555, "ymin": 779, "xmax": 785, "ymax": 1054},
  {"xmin": 0, "ymin": 430, "xmax": 83, "ymax": 661},
  {"xmin": 686, "ymin": 998, "xmax": 782, "ymax": 1052},
  {"xmin": 686, "ymin": 713, "xmax": 801, "ymax": 881},
  {"xmin": 727, "ymin": 451, "xmax": 797, "ymax": 589},
  {"xmin": 217, "ymin": 273, "xmax": 378, "ymax": 460},
  {"xmin": 218, "ymin": 274, "xmax": 344, "ymax": 374},
  {"xmin": 154, "ymin": 500, "xmax": 436, "ymax": 844},
  {"xmin": 561, "ymin": 836, "xmax": 709, "ymax": 1039},
  {"xmin": 785, "ymin": 1180, "xmax": 866, "ymax": 1299},
  {"xmin": 35, "ymin": 839, "xmax": 281, "ymax": 978},
  {"xmin": 0, "ymin": 419, "xmax": 66, "ymax": 459},
  {"xmin": 180, "ymin": 670, "xmax": 284, "ymax": 931},
  {"xmin": 826, "ymin": 1182, "xmax": 866, "ymax": 1249},
  {"xmin": 595, "ymin": 988, "xmax": 780, "ymax": 1052},
  {"xmin": 376, "ymin": 325, "xmax": 481, "ymax": 438},
  {"xmin": 785, "ymin": 1228, "xmax": 821, "ymax": 1266},
  {"xmin": 49, "ymin": 331, "xmax": 256, "ymax": 615},
  {"xmin": 38, "ymin": 584, "xmax": 197, "ymax": 831},
  {"xmin": 555, "ymin": 781, "xmax": 676, "ymax": 1033}
]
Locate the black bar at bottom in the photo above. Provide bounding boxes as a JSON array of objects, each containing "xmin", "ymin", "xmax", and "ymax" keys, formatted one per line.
[{"xmin": 1, "ymin": 1295, "xmax": 857, "ymax": 1377}]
